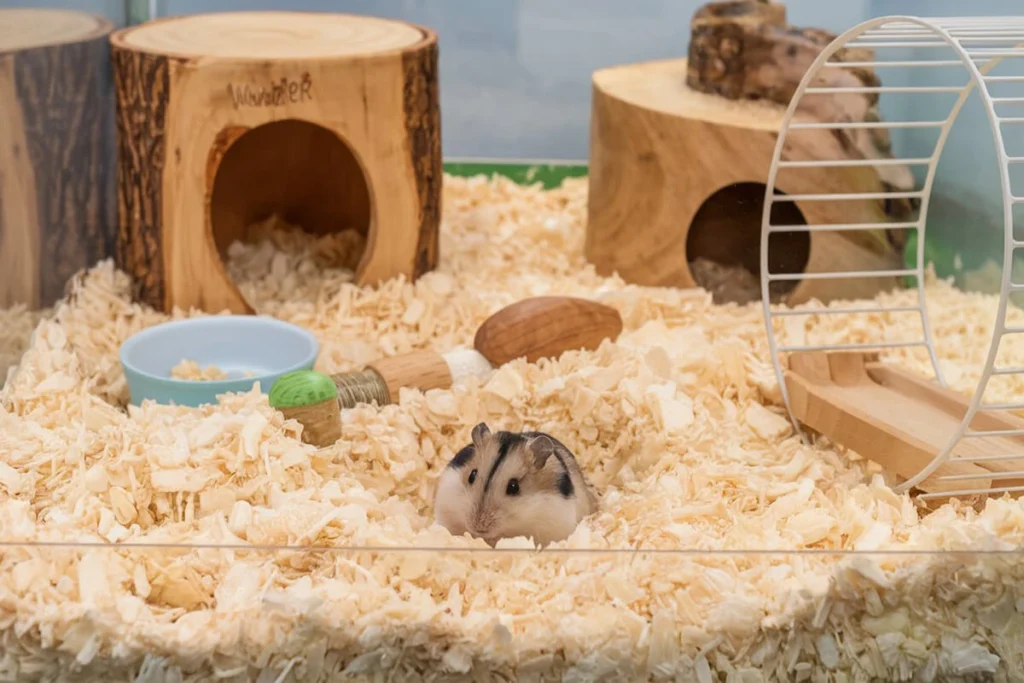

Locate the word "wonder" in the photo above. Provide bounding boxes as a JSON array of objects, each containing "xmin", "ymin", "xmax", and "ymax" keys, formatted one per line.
[{"xmin": 226, "ymin": 74, "xmax": 313, "ymax": 108}]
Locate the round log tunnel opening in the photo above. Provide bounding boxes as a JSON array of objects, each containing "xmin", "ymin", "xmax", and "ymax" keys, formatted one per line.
[
  {"xmin": 209, "ymin": 119, "xmax": 372, "ymax": 293},
  {"xmin": 686, "ymin": 181, "xmax": 809, "ymax": 306}
]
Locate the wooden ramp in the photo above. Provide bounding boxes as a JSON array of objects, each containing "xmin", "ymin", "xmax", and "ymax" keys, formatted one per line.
[{"xmin": 785, "ymin": 351, "xmax": 1024, "ymax": 501}]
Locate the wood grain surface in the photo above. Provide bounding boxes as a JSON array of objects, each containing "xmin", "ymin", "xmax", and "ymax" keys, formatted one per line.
[
  {"xmin": 474, "ymin": 296, "xmax": 624, "ymax": 367},
  {"xmin": 368, "ymin": 349, "xmax": 453, "ymax": 401}
]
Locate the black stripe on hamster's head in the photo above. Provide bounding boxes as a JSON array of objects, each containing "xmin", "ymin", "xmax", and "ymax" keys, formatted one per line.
[
  {"xmin": 448, "ymin": 444, "xmax": 474, "ymax": 469},
  {"xmin": 483, "ymin": 431, "xmax": 524, "ymax": 493}
]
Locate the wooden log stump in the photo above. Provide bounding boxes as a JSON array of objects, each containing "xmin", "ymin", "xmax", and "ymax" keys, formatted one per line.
[
  {"xmin": 585, "ymin": 1, "xmax": 916, "ymax": 306},
  {"xmin": 586, "ymin": 58, "xmax": 912, "ymax": 306},
  {"xmin": 0, "ymin": 9, "xmax": 117, "ymax": 309},
  {"xmin": 109, "ymin": 11, "xmax": 441, "ymax": 314}
]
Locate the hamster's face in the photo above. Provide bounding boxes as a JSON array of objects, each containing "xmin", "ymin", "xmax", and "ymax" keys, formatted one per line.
[{"xmin": 433, "ymin": 424, "xmax": 582, "ymax": 547}]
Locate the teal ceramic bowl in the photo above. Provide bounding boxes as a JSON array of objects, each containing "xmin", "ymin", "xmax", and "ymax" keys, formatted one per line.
[{"xmin": 120, "ymin": 315, "xmax": 320, "ymax": 407}]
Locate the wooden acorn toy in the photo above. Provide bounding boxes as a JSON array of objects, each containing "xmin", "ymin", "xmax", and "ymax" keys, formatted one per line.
[
  {"xmin": 268, "ymin": 370, "xmax": 342, "ymax": 448},
  {"xmin": 272, "ymin": 296, "xmax": 623, "ymax": 447}
]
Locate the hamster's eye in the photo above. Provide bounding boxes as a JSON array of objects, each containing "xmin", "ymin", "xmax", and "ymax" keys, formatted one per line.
[
  {"xmin": 468, "ymin": 469, "xmax": 477, "ymax": 485},
  {"xmin": 506, "ymin": 478, "xmax": 520, "ymax": 496}
]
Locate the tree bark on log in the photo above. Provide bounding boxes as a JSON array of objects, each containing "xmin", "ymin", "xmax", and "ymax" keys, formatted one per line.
[
  {"xmin": 402, "ymin": 40, "xmax": 442, "ymax": 281},
  {"xmin": 111, "ymin": 47, "xmax": 170, "ymax": 311},
  {"xmin": 0, "ymin": 10, "xmax": 117, "ymax": 310}
]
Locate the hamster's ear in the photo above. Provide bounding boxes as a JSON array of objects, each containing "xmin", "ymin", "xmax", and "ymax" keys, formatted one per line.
[
  {"xmin": 471, "ymin": 422, "xmax": 491, "ymax": 447},
  {"xmin": 528, "ymin": 434, "xmax": 556, "ymax": 470}
]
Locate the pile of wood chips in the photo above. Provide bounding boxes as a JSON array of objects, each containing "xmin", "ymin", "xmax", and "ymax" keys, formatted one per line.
[{"xmin": 2, "ymin": 175, "xmax": 1024, "ymax": 681}]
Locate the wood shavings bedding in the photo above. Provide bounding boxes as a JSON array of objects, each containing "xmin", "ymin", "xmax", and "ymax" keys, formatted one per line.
[
  {"xmin": 0, "ymin": 174, "xmax": 1023, "ymax": 681},
  {"xmin": 169, "ymin": 359, "xmax": 229, "ymax": 381}
]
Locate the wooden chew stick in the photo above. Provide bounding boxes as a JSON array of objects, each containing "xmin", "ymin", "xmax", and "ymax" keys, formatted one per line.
[
  {"xmin": 272, "ymin": 296, "xmax": 625, "ymax": 445},
  {"xmin": 330, "ymin": 295, "xmax": 625, "ymax": 406},
  {"xmin": 359, "ymin": 349, "xmax": 453, "ymax": 404},
  {"xmin": 785, "ymin": 351, "xmax": 1024, "ymax": 502}
]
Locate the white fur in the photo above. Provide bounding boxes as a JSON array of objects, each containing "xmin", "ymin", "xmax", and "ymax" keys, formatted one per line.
[
  {"xmin": 486, "ymin": 492, "xmax": 581, "ymax": 546},
  {"xmin": 433, "ymin": 466, "xmax": 472, "ymax": 538},
  {"xmin": 433, "ymin": 468, "xmax": 586, "ymax": 546}
]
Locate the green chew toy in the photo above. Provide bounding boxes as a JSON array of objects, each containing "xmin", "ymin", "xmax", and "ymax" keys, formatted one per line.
[
  {"xmin": 269, "ymin": 371, "xmax": 342, "ymax": 447},
  {"xmin": 270, "ymin": 370, "xmax": 338, "ymax": 408}
]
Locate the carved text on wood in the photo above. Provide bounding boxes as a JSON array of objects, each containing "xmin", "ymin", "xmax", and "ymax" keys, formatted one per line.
[{"xmin": 226, "ymin": 73, "xmax": 313, "ymax": 109}]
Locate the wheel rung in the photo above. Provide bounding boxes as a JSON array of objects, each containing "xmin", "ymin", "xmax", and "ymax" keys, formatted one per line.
[
  {"xmin": 804, "ymin": 85, "xmax": 963, "ymax": 94},
  {"xmin": 919, "ymin": 485, "xmax": 1024, "ymax": 500},
  {"xmin": 771, "ymin": 305, "xmax": 920, "ymax": 317},
  {"xmin": 967, "ymin": 49, "xmax": 1024, "ymax": 57},
  {"xmin": 993, "ymin": 366, "xmax": 1024, "ymax": 375},
  {"xmin": 986, "ymin": 76, "xmax": 1024, "ymax": 82},
  {"xmin": 778, "ymin": 341, "xmax": 925, "ymax": 353},
  {"xmin": 787, "ymin": 120, "xmax": 945, "ymax": 130},
  {"xmin": 993, "ymin": 98, "xmax": 1024, "ymax": 104},
  {"xmin": 767, "ymin": 269, "xmax": 917, "ymax": 281},
  {"xmin": 936, "ymin": 471, "xmax": 1024, "ymax": 482},
  {"xmin": 980, "ymin": 403, "xmax": 1024, "ymax": 411},
  {"xmin": 954, "ymin": 454, "xmax": 1024, "ymax": 463},
  {"xmin": 965, "ymin": 429, "xmax": 1024, "ymax": 438},
  {"xmin": 767, "ymin": 222, "xmax": 918, "ymax": 233},
  {"xmin": 846, "ymin": 42, "xmax": 951, "ymax": 48},
  {"xmin": 776, "ymin": 158, "xmax": 932, "ymax": 168},
  {"xmin": 822, "ymin": 60, "xmax": 964, "ymax": 68},
  {"xmin": 772, "ymin": 191, "xmax": 923, "ymax": 201}
]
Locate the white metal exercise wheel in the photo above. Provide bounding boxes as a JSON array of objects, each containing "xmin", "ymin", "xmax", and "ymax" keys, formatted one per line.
[{"xmin": 760, "ymin": 15, "xmax": 1024, "ymax": 501}]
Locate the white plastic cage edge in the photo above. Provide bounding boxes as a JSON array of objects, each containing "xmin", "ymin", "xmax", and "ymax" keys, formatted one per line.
[{"xmin": 759, "ymin": 15, "xmax": 1024, "ymax": 500}]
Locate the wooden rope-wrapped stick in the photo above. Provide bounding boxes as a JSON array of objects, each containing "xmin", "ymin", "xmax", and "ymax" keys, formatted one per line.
[{"xmin": 273, "ymin": 296, "xmax": 624, "ymax": 447}]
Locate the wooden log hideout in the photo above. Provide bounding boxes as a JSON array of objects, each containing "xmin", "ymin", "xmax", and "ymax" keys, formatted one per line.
[
  {"xmin": 109, "ymin": 11, "xmax": 442, "ymax": 314},
  {"xmin": 0, "ymin": 9, "xmax": 118, "ymax": 310},
  {"xmin": 585, "ymin": 0, "xmax": 917, "ymax": 306}
]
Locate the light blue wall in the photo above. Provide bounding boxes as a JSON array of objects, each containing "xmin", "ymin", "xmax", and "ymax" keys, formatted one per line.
[{"xmin": 156, "ymin": 0, "xmax": 869, "ymax": 159}]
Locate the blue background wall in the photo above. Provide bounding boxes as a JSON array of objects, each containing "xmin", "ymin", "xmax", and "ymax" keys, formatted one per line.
[
  {"xmin": 3, "ymin": 0, "xmax": 1021, "ymax": 282},
  {"xmin": 152, "ymin": 0, "xmax": 869, "ymax": 160}
]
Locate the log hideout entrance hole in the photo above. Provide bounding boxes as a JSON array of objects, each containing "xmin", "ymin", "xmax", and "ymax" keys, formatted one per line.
[
  {"xmin": 209, "ymin": 119, "xmax": 371, "ymax": 303},
  {"xmin": 686, "ymin": 182, "xmax": 809, "ymax": 306}
]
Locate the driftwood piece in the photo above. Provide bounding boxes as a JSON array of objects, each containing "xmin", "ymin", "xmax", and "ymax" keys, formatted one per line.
[
  {"xmin": 110, "ymin": 11, "xmax": 441, "ymax": 314},
  {"xmin": 0, "ymin": 9, "xmax": 117, "ymax": 309},
  {"xmin": 687, "ymin": 0, "xmax": 916, "ymax": 226}
]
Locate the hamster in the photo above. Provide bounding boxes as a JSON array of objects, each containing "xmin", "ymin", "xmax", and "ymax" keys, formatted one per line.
[{"xmin": 433, "ymin": 422, "xmax": 599, "ymax": 547}]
